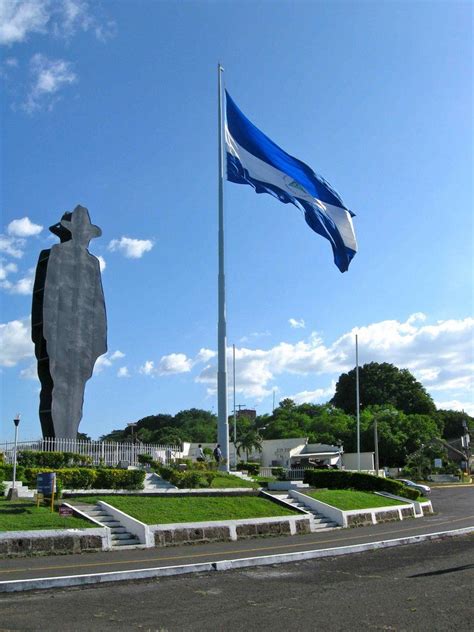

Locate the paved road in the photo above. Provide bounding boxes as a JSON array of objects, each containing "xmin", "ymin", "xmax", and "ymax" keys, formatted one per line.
[
  {"xmin": 0, "ymin": 487, "xmax": 472, "ymax": 585},
  {"xmin": 1, "ymin": 535, "xmax": 473, "ymax": 631}
]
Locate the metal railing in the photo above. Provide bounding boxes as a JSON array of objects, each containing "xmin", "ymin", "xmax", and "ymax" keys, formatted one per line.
[{"xmin": 0, "ymin": 438, "xmax": 180, "ymax": 468}]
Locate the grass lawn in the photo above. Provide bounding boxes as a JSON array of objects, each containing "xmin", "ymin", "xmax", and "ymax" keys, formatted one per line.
[
  {"xmin": 306, "ymin": 489, "xmax": 407, "ymax": 511},
  {"xmin": 74, "ymin": 495, "xmax": 299, "ymax": 524},
  {"xmin": 0, "ymin": 496, "xmax": 95, "ymax": 531},
  {"xmin": 209, "ymin": 474, "xmax": 258, "ymax": 488}
]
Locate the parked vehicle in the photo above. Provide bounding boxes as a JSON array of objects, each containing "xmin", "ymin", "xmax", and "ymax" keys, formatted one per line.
[{"xmin": 398, "ymin": 478, "xmax": 431, "ymax": 495}]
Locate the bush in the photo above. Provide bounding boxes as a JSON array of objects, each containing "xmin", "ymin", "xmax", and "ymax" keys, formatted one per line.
[
  {"xmin": 0, "ymin": 464, "xmax": 25, "ymax": 482},
  {"xmin": 137, "ymin": 454, "xmax": 154, "ymax": 467},
  {"xmin": 19, "ymin": 467, "xmax": 145, "ymax": 491},
  {"xmin": 17, "ymin": 450, "xmax": 92, "ymax": 468},
  {"xmin": 237, "ymin": 462, "xmax": 260, "ymax": 476},
  {"xmin": 94, "ymin": 469, "xmax": 145, "ymax": 490},
  {"xmin": 271, "ymin": 467, "xmax": 285, "ymax": 480},
  {"xmin": 303, "ymin": 469, "xmax": 420, "ymax": 501}
]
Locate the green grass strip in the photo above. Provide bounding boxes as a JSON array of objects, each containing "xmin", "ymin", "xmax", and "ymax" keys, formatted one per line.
[
  {"xmin": 306, "ymin": 489, "xmax": 407, "ymax": 511},
  {"xmin": 75, "ymin": 495, "xmax": 298, "ymax": 524},
  {"xmin": 0, "ymin": 497, "xmax": 95, "ymax": 531}
]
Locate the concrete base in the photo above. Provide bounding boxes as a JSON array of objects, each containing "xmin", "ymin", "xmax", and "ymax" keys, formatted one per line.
[{"xmin": 6, "ymin": 487, "xmax": 20, "ymax": 501}]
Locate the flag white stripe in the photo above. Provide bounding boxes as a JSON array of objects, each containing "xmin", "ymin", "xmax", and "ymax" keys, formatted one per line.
[{"xmin": 226, "ymin": 127, "xmax": 357, "ymax": 252}]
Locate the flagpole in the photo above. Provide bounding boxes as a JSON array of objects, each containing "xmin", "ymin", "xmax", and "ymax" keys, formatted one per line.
[
  {"xmin": 217, "ymin": 63, "xmax": 229, "ymax": 472},
  {"xmin": 356, "ymin": 333, "xmax": 361, "ymax": 471}
]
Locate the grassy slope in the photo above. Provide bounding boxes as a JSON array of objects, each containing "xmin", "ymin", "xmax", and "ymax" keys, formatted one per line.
[
  {"xmin": 306, "ymin": 489, "xmax": 406, "ymax": 511},
  {"xmin": 209, "ymin": 474, "xmax": 258, "ymax": 488},
  {"xmin": 75, "ymin": 495, "xmax": 298, "ymax": 524},
  {"xmin": 0, "ymin": 497, "xmax": 94, "ymax": 531}
]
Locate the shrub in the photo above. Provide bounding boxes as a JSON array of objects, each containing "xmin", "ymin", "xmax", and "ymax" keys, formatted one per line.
[
  {"xmin": 271, "ymin": 467, "xmax": 285, "ymax": 480},
  {"xmin": 17, "ymin": 450, "xmax": 92, "ymax": 469},
  {"xmin": 237, "ymin": 462, "xmax": 260, "ymax": 476},
  {"xmin": 20, "ymin": 467, "xmax": 145, "ymax": 491},
  {"xmin": 303, "ymin": 469, "xmax": 420, "ymax": 501},
  {"xmin": 137, "ymin": 454, "xmax": 154, "ymax": 467},
  {"xmin": 0, "ymin": 464, "xmax": 25, "ymax": 483},
  {"xmin": 94, "ymin": 468, "xmax": 145, "ymax": 490}
]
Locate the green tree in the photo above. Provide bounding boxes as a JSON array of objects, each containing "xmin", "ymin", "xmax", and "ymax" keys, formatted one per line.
[
  {"xmin": 331, "ymin": 362, "xmax": 436, "ymax": 415},
  {"xmin": 236, "ymin": 431, "xmax": 263, "ymax": 461},
  {"xmin": 437, "ymin": 409, "xmax": 474, "ymax": 440}
]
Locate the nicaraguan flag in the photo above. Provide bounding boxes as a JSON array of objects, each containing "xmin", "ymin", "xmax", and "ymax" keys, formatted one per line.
[{"xmin": 225, "ymin": 91, "xmax": 357, "ymax": 272}]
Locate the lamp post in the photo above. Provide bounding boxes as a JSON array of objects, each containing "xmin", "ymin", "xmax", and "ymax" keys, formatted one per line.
[
  {"xmin": 373, "ymin": 414, "xmax": 379, "ymax": 476},
  {"xmin": 127, "ymin": 422, "xmax": 137, "ymax": 466},
  {"xmin": 8, "ymin": 414, "xmax": 20, "ymax": 501}
]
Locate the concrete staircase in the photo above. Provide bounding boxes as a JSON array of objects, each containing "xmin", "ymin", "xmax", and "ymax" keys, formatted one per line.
[
  {"xmin": 143, "ymin": 472, "xmax": 177, "ymax": 490},
  {"xmin": 231, "ymin": 470, "xmax": 255, "ymax": 483},
  {"xmin": 73, "ymin": 503, "xmax": 142, "ymax": 549},
  {"xmin": 269, "ymin": 493, "xmax": 339, "ymax": 532},
  {"xmin": 3, "ymin": 481, "xmax": 35, "ymax": 499}
]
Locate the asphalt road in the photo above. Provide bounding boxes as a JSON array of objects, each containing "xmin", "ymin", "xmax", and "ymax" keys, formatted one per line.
[
  {"xmin": 1, "ymin": 534, "xmax": 473, "ymax": 631},
  {"xmin": 0, "ymin": 486, "xmax": 473, "ymax": 584}
]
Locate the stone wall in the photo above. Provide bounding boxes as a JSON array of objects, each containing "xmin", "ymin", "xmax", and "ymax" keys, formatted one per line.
[
  {"xmin": 0, "ymin": 529, "xmax": 105, "ymax": 558},
  {"xmin": 152, "ymin": 516, "xmax": 312, "ymax": 548},
  {"xmin": 155, "ymin": 526, "xmax": 232, "ymax": 547}
]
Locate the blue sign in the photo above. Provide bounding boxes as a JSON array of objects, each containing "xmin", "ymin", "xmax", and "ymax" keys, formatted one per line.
[{"xmin": 37, "ymin": 472, "xmax": 56, "ymax": 495}]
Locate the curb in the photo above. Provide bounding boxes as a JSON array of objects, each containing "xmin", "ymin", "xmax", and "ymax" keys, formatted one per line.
[{"xmin": 1, "ymin": 526, "xmax": 473, "ymax": 593}]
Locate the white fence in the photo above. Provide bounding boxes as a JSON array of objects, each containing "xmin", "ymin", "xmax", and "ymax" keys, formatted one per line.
[{"xmin": 0, "ymin": 438, "xmax": 181, "ymax": 468}]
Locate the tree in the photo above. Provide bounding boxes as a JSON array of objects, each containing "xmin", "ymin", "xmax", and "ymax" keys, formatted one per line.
[
  {"xmin": 331, "ymin": 362, "xmax": 436, "ymax": 416},
  {"xmin": 236, "ymin": 431, "xmax": 263, "ymax": 461},
  {"xmin": 437, "ymin": 409, "xmax": 474, "ymax": 440}
]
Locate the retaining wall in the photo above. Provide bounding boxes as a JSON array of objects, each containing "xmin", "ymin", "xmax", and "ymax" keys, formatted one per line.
[
  {"xmin": 0, "ymin": 528, "xmax": 108, "ymax": 558},
  {"xmin": 150, "ymin": 515, "xmax": 312, "ymax": 547}
]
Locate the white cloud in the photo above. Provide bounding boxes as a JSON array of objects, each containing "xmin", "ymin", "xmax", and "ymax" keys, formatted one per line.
[
  {"xmin": 20, "ymin": 361, "xmax": 39, "ymax": 380},
  {"xmin": 110, "ymin": 350, "xmax": 125, "ymax": 361},
  {"xmin": 289, "ymin": 318, "xmax": 305, "ymax": 329},
  {"xmin": 0, "ymin": 1, "xmax": 115, "ymax": 46},
  {"xmin": 0, "ymin": 261, "xmax": 18, "ymax": 281},
  {"xmin": 195, "ymin": 348, "xmax": 216, "ymax": 364},
  {"xmin": 96, "ymin": 255, "xmax": 106, "ymax": 272},
  {"xmin": 0, "ymin": 318, "xmax": 34, "ymax": 367},
  {"xmin": 195, "ymin": 314, "xmax": 474, "ymax": 404},
  {"xmin": 239, "ymin": 331, "xmax": 271, "ymax": 343},
  {"xmin": 108, "ymin": 237, "xmax": 154, "ymax": 259},
  {"xmin": 0, "ymin": 0, "xmax": 50, "ymax": 45},
  {"xmin": 23, "ymin": 53, "xmax": 77, "ymax": 113},
  {"xmin": 289, "ymin": 385, "xmax": 335, "ymax": 406},
  {"xmin": 94, "ymin": 349, "xmax": 125, "ymax": 374},
  {"xmin": 3, "ymin": 267, "xmax": 35, "ymax": 295},
  {"xmin": 434, "ymin": 400, "xmax": 474, "ymax": 417},
  {"xmin": 0, "ymin": 235, "xmax": 25, "ymax": 258},
  {"xmin": 158, "ymin": 353, "xmax": 193, "ymax": 375},
  {"xmin": 7, "ymin": 216, "xmax": 43, "ymax": 237},
  {"xmin": 139, "ymin": 360, "xmax": 155, "ymax": 376},
  {"xmin": 117, "ymin": 366, "xmax": 130, "ymax": 378}
]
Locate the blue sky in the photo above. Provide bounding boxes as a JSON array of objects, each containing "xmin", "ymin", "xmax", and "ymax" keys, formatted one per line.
[{"xmin": 1, "ymin": 0, "xmax": 473, "ymax": 442}]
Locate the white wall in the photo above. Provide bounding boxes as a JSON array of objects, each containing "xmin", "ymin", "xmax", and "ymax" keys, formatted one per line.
[{"xmin": 342, "ymin": 452, "xmax": 374, "ymax": 470}]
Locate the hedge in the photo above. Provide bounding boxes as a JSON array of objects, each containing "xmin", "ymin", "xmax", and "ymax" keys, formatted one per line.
[
  {"xmin": 303, "ymin": 469, "xmax": 420, "ymax": 501},
  {"xmin": 17, "ymin": 450, "xmax": 93, "ymax": 468},
  {"xmin": 17, "ymin": 467, "xmax": 145, "ymax": 491},
  {"xmin": 237, "ymin": 462, "xmax": 260, "ymax": 476}
]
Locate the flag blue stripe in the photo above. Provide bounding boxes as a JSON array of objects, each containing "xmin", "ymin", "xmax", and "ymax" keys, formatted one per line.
[
  {"xmin": 226, "ymin": 91, "xmax": 347, "ymax": 210},
  {"xmin": 228, "ymin": 152, "xmax": 356, "ymax": 272}
]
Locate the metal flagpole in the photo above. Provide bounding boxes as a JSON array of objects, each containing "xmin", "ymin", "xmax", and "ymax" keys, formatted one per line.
[
  {"xmin": 356, "ymin": 334, "xmax": 361, "ymax": 471},
  {"xmin": 233, "ymin": 343, "xmax": 237, "ymax": 469},
  {"xmin": 217, "ymin": 63, "xmax": 229, "ymax": 471}
]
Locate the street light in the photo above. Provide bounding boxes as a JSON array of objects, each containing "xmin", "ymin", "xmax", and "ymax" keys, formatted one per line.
[
  {"xmin": 8, "ymin": 414, "xmax": 20, "ymax": 501},
  {"xmin": 373, "ymin": 414, "xmax": 379, "ymax": 476}
]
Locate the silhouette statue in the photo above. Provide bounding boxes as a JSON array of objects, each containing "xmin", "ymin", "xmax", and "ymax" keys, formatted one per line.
[{"xmin": 31, "ymin": 205, "xmax": 107, "ymax": 439}]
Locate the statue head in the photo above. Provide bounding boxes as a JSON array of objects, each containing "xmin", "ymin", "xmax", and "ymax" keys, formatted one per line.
[{"xmin": 59, "ymin": 205, "xmax": 102, "ymax": 248}]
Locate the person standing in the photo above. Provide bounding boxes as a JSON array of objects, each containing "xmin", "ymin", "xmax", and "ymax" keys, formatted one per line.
[
  {"xmin": 213, "ymin": 444, "xmax": 222, "ymax": 465},
  {"xmin": 196, "ymin": 444, "xmax": 205, "ymax": 462}
]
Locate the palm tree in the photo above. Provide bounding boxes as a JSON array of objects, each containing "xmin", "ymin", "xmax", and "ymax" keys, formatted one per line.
[{"xmin": 236, "ymin": 431, "xmax": 263, "ymax": 462}]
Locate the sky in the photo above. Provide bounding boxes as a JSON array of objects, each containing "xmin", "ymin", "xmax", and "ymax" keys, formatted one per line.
[{"xmin": 0, "ymin": 0, "xmax": 473, "ymax": 442}]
